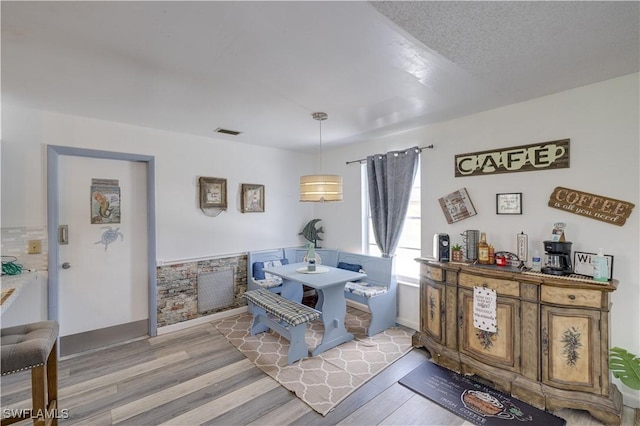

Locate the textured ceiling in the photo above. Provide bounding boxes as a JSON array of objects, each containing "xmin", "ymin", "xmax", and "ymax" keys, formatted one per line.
[{"xmin": 2, "ymin": 1, "xmax": 638, "ymax": 152}]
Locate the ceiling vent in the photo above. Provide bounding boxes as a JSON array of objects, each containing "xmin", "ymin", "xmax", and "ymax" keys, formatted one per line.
[{"xmin": 214, "ymin": 127, "xmax": 242, "ymax": 136}]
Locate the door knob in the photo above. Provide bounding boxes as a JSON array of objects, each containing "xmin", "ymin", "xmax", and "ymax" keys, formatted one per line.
[{"xmin": 61, "ymin": 262, "xmax": 71, "ymax": 269}]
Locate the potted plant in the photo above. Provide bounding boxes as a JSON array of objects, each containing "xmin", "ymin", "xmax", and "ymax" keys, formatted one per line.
[
  {"xmin": 609, "ymin": 347, "xmax": 640, "ymax": 391},
  {"xmin": 451, "ymin": 244, "xmax": 464, "ymax": 262}
]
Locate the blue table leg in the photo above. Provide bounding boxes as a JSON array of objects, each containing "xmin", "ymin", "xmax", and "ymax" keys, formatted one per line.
[
  {"xmin": 311, "ymin": 283, "xmax": 353, "ymax": 356},
  {"xmin": 280, "ymin": 279, "xmax": 303, "ymax": 303}
]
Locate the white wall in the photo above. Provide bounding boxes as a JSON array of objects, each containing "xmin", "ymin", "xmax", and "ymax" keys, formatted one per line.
[
  {"xmin": 1, "ymin": 105, "xmax": 317, "ymax": 261},
  {"xmin": 321, "ymin": 74, "xmax": 640, "ymax": 406}
]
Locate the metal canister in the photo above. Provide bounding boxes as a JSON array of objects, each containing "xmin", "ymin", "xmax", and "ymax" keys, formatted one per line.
[{"xmin": 464, "ymin": 230, "xmax": 479, "ymax": 261}]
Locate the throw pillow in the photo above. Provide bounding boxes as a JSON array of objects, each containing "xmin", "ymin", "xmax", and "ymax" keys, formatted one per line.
[{"xmin": 337, "ymin": 262, "xmax": 362, "ymax": 272}]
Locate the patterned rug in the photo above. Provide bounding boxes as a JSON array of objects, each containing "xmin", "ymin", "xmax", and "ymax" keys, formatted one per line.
[{"xmin": 214, "ymin": 307, "xmax": 413, "ymax": 416}]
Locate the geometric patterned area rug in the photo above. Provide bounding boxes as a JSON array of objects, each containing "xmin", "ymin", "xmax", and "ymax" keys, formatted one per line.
[
  {"xmin": 400, "ymin": 361, "xmax": 567, "ymax": 426},
  {"xmin": 214, "ymin": 307, "xmax": 413, "ymax": 416}
]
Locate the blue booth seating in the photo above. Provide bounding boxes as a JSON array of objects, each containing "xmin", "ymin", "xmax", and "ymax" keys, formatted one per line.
[
  {"xmin": 246, "ymin": 249, "xmax": 303, "ymax": 310},
  {"xmin": 248, "ymin": 248, "xmax": 397, "ymax": 336}
]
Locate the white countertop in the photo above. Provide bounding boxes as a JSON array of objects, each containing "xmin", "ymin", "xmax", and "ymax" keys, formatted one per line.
[{"xmin": 1, "ymin": 271, "xmax": 40, "ymax": 315}]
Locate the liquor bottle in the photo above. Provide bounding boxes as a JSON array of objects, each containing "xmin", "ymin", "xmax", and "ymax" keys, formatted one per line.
[
  {"xmin": 478, "ymin": 232, "xmax": 489, "ymax": 264},
  {"xmin": 488, "ymin": 245, "xmax": 495, "ymax": 265}
]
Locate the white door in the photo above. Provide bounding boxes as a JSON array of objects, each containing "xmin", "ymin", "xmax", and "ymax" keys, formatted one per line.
[{"xmin": 58, "ymin": 155, "xmax": 148, "ymax": 350}]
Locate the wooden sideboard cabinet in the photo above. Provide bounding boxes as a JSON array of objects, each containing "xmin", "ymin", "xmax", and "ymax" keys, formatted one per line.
[{"xmin": 414, "ymin": 258, "xmax": 623, "ymax": 425}]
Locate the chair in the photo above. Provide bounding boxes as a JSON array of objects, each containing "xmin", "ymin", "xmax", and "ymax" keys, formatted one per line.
[{"xmin": 1, "ymin": 321, "xmax": 59, "ymax": 426}]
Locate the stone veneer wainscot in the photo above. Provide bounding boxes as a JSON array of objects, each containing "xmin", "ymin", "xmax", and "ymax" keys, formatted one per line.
[{"xmin": 156, "ymin": 254, "xmax": 248, "ymax": 327}]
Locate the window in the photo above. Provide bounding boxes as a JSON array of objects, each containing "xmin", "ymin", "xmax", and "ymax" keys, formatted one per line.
[{"xmin": 363, "ymin": 160, "xmax": 421, "ymax": 283}]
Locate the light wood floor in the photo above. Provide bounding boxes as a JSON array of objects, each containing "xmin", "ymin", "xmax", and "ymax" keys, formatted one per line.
[{"xmin": 1, "ymin": 319, "xmax": 636, "ymax": 425}]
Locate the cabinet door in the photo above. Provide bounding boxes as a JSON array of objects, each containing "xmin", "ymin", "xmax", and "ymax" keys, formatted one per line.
[
  {"xmin": 541, "ymin": 306, "xmax": 601, "ymax": 393},
  {"xmin": 421, "ymin": 279, "xmax": 446, "ymax": 344},
  {"xmin": 459, "ymin": 288, "xmax": 520, "ymax": 372}
]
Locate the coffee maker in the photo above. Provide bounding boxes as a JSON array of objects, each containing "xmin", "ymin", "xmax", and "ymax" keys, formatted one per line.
[{"xmin": 541, "ymin": 240, "xmax": 573, "ymax": 275}]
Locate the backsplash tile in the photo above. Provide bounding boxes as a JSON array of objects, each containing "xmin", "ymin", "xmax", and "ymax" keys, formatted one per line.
[{"xmin": 1, "ymin": 227, "xmax": 48, "ymax": 272}]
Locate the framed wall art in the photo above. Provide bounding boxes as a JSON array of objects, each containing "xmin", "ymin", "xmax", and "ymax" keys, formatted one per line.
[
  {"xmin": 91, "ymin": 178, "xmax": 121, "ymax": 224},
  {"xmin": 241, "ymin": 184, "xmax": 265, "ymax": 213},
  {"xmin": 496, "ymin": 193, "xmax": 522, "ymax": 215},
  {"xmin": 199, "ymin": 177, "xmax": 227, "ymax": 209},
  {"xmin": 438, "ymin": 187, "xmax": 477, "ymax": 224}
]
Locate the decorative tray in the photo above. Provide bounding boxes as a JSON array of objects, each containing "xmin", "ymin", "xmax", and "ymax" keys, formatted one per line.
[{"xmin": 296, "ymin": 266, "xmax": 329, "ymax": 274}]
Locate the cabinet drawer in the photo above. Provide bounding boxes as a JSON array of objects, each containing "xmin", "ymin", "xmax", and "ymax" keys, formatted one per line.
[
  {"xmin": 541, "ymin": 286, "xmax": 602, "ymax": 309},
  {"xmin": 422, "ymin": 264, "xmax": 444, "ymax": 282},
  {"xmin": 459, "ymin": 272, "xmax": 519, "ymax": 297}
]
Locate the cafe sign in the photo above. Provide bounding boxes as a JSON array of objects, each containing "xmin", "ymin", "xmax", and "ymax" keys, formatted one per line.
[
  {"xmin": 548, "ymin": 186, "xmax": 635, "ymax": 226},
  {"xmin": 455, "ymin": 139, "xmax": 570, "ymax": 177}
]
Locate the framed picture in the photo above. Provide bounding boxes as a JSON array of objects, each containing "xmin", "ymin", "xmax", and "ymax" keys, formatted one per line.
[
  {"xmin": 496, "ymin": 193, "xmax": 522, "ymax": 215},
  {"xmin": 241, "ymin": 184, "xmax": 265, "ymax": 213},
  {"xmin": 199, "ymin": 177, "xmax": 227, "ymax": 209},
  {"xmin": 573, "ymin": 251, "xmax": 614, "ymax": 279}
]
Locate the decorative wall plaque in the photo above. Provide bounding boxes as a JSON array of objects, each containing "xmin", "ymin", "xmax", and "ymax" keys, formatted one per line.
[
  {"xmin": 438, "ymin": 188, "xmax": 477, "ymax": 224},
  {"xmin": 455, "ymin": 139, "xmax": 570, "ymax": 177},
  {"xmin": 91, "ymin": 178, "xmax": 121, "ymax": 224},
  {"xmin": 548, "ymin": 186, "xmax": 635, "ymax": 226}
]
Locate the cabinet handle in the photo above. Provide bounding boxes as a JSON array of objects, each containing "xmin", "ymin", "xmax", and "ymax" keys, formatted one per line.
[{"xmin": 568, "ymin": 295, "xmax": 576, "ymax": 300}]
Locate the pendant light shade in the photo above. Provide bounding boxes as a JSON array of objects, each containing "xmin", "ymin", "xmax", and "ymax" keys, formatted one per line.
[
  {"xmin": 300, "ymin": 174, "xmax": 343, "ymax": 202},
  {"xmin": 300, "ymin": 112, "xmax": 343, "ymax": 202}
]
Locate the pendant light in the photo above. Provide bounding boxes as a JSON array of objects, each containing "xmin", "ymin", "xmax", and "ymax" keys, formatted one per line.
[{"xmin": 300, "ymin": 112, "xmax": 343, "ymax": 202}]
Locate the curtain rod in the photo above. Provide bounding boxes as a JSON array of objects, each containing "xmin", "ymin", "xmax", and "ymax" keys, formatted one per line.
[{"xmin": 345, "ymin": 144, "xmax": 434, "ymax": 165}]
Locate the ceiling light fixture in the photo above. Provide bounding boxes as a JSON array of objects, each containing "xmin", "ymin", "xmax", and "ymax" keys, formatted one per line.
[{"xmin": 299, "ymin": 112, "xmax": 343, "ymax": 202}]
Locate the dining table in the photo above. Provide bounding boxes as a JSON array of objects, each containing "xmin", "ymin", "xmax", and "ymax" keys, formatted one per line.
[{"xmin": 262, "ymin": 261, "xmax": 366, "ymax": 356}]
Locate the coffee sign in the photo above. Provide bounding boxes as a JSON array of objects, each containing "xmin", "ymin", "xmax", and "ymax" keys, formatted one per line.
[
  {"xmin": 455, "ymin": 139, "xmax": 570, "ymax": 177},
  {"xmin": 548, "ymin": 186, "xmax": 635, "ymax": 226}
]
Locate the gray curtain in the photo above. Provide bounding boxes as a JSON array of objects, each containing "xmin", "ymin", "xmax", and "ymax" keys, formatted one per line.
[{"xmin": 367, "ymin": 147, "xmax": 420, "ymax": 258}]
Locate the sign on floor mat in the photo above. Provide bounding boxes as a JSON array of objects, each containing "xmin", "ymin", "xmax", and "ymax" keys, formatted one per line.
[{"xmin": 399, "ymin": 361, "xmax": 566, "ymax": 426}]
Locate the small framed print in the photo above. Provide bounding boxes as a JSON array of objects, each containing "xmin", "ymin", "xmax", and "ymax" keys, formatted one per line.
[
  {"xmin": 574, "ymin": 251, "xmax": 614, "ymax": 279},
  {"xmin": 496, "ymin": 193, "xmax": 522, "ymax": 215},
  {"xmin": 199, "ymin": 177, "xmax": 227, "ymax": 209},
  {"xmin": 241, "ymin": 184, "xmax": 265, "ymax": 213}
]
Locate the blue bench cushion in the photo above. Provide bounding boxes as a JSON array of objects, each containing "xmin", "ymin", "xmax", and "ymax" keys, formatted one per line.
[
  {"xmin": 243, "ymin": 288, "xmax": 320, "ymax": 326},
  {"xmin": 252, "ymin": 259, "xmax": 289, "ymax": 288},
  {"xmin": 345, "ymin": 281, "xmax": 388, "ymax": 298}
]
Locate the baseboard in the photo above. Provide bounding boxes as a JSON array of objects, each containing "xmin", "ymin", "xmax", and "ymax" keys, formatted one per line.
[
  {"xmin": 396, "ymin": 316, "xmax": 419, "ymax": 331},
  {"xmin": 157, "ymin": 306, "xmax": 248, "ymax": 335},
  {"xmin": 619, "ymin": 385, "xmax": 640, "ymax": 409},
  {"xmin": 60, "ymin": 319, "xmax": 148, "ymax": 356}
]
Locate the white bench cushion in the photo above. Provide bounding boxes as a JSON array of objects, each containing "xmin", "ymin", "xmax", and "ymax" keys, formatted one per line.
[
  {"xmin": 252, "ymin": 259, "xmax": 285, "ymax": 288},
  {"xmin": 252, "ymin": 276, "xmax": 283, "ymax": 289},
  {"xmin": 345, "ymin": 281, "xmax": 388, "ymax": 298}
]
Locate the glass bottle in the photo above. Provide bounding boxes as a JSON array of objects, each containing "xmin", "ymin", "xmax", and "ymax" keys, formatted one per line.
[{"xmin": 478, "ymin": 232, "xmax": 489, "ymax": 264}]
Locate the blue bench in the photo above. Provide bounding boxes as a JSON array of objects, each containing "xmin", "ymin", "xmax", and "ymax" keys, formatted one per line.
[
  {"xmin": 246, "ymin": 249, "xmax": 303, "ymax": 312},
  {"xmin": 336, "ymin": 252, "xmax": 396, "ymax": 337},
  {"xmin": 243, "ymin": 288, "xmax": 320, "ymax": 364}
]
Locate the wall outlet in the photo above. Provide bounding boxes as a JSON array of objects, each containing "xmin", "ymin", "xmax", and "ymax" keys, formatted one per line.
[{"xmin": 28, "ymin": 239, "xmax": 42, "ymax": 254}]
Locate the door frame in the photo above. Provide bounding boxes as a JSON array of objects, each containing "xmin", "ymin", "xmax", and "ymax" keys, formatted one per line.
[{"xmin": 47, "ymin": 145, "xmax": 158, "ymax": 337}]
